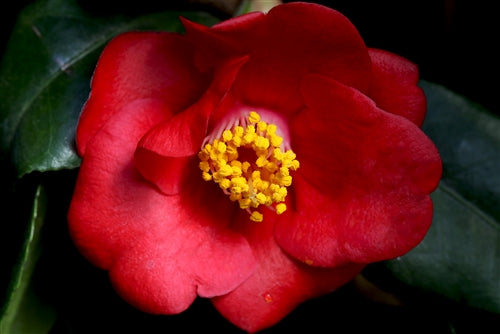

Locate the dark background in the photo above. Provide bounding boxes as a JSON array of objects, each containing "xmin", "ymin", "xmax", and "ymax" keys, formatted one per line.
[
  {"xmin": 307, "ymin": 0, "xmax": 498, "ymax": 115},
  {"xmin": 1, "ymin": 1, "xmax": 498, "ymax": 333},
  {"xmin": 2, "ymin": 0, "xmax": 497, "ymax": 114}
]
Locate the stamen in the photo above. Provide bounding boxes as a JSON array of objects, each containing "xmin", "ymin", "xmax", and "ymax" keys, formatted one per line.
[{"xmin": 198, "ymin": 111, "xmax": 299, "ymax": 222}]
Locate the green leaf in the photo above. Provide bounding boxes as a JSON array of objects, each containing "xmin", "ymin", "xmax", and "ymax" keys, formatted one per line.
[
  {"xmin": 0, "ymin": 182, "xmax": 56, "ymax": 334},
  {"xmin": 0, "ymin": 0, "xmax": 218, "ymax": 178},
  {"xmin": 383, "ymin": 80, "xmax": 500, "ymax": 313}
]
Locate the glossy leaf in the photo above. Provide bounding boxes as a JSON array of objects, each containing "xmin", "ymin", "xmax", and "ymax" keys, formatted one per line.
[
  {"xmin": 0, "ymin": 0, "xmax": 218, "ymax": 178},
  {"xmin": 383, "ymin": 81, "xmax": 500, "ymax": 313},
  {"xmin": 0, "ymin": 183, "xmax": 56, "ymax": 334}
]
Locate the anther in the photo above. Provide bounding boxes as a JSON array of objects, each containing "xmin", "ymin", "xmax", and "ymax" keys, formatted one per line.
[{"xmin": 198, "ymin": 111, "xmax": 299, "ymax": 221}]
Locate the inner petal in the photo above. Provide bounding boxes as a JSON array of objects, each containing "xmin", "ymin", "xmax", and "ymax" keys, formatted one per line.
[{"xmin": 199, "ymin": 111, "xmax": 299, "ymax": 222}]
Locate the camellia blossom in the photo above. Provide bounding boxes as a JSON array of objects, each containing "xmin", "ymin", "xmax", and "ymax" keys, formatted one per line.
[{"xmin": 68, "ymin": 2, "xmax": 442, "ymax": 332}]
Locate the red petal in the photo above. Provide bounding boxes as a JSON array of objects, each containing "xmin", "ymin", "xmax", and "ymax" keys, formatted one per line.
[
  {"xmin": 294, "ymin": 74, "xmax": 441, "ymax": 196},
  {"xmin": 181, "ymin": 12, "xmax": 265, "ymax": 71},
  {"xmin": 275, "ymin": 175, "xmax": 434, "ymax": 267},
  {"xmin": 76, "ymin": 32, "xmax": 209, "ymax": 156},
  {"xmin": 133, "ymin": 107, "xmax": 205, "ymax": 195},
  {"xmin": 368, "ymin": 48, "xmax": 427, "ymax": 126},
  {"xmin": 109, "ymin": 172, "xmax": 257, "ymax": 314},
  {"xmin": 133, "ymin": 151, "xmax": 193, "ymax": 195},
  {"xmin": 69, "ymin": 98, "xmax": 172, "ymax": 269},
  {"xmin": 211, "ymin": 210, "xmax": 363, "ymax": 332},
  {"xmin": 134, "ymin": 56, "xmax": 249, "ymax": 194},
  {"xmin": 68, "ymin": 99, "xmax": 255, "ymax": 314},
  {"xmin": 273, "ymin": 75, "xmax": 441, "ymax": 267},
  {"xmin": 233, "ymin": 3, "xmax": 372, "ymax": 112},
  {"xmin": 183, "ymin": 2, "xmax": 372, "ymax": 114}
]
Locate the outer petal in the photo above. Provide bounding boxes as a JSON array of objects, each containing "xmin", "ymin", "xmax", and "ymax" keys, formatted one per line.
[
  {"xmin": 181, "ymin": 12, "xmax": 265, "ymax": 71},
  {"xmin": 233, "ymin": 2, "xmax": 372, "ymax": 112},
  {"xmin": 109, "ymin": 167, "xmax": 257, "ymax": 314},
  {"xmin": 184, "ymin": 2, "xmax": 372, "ymax": 113},
  {"xmin": 293, "ymin": 74, "xmax": 441, "ymax": 197},
  {"xmin": 76, "ymin": 31, "xmax": 209, "ymax": 156},
  {"xmin": 69, "ymin": 98, "xmax": 171, "ymax": 268},
  {"xmin": 276, "ymin": 175, "xmax": 434, "ymax": 267},
  {"xmin": 68, "ymin": 99, "xmax": 255, "ymax": 314},
  {"xmin": 211, "ymin": 210, "xmax": 363, "ymax": 333},
  {"xmin": 368, "ymin": 48, "xmax": 427, "ymax": 126},
  {"xmin": 274, "ymin": 74, "xmax": 441, "ymax": 267}
]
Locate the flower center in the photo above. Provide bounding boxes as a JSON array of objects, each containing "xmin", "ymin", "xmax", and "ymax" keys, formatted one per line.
[{"xmin": 198, "ymin": 111, "xmax": 299, "ymax": 222}]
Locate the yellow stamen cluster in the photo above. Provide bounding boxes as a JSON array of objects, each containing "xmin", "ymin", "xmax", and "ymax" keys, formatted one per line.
[{"xmin": 198, "ymin": 111, "xmax": 299, "ymax": 222}]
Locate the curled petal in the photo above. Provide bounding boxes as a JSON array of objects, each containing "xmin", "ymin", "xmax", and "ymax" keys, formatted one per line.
[
  {"xmin": 133, "ymin": 151, "xmax": 193, "ymax": 195},
  {"xmin": 134, "ymin": 56, "xmax": 249, "ymax": 194},
  {"xmin": 134, "ymin": 106, "xmax": 206, "ymax": 195},
  {"xmin": 181, "ymin": 12, "xmax": 265, "ymax": 71}
]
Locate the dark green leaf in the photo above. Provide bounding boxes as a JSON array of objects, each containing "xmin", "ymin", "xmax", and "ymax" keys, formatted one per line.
[
  {"xmin": 383, "ymin": 80, "xmax": 500, "ymax": 313},
  {"xmin": 0, "ymin": 182, "xmax": 57, "ymax": 334},
  {"xmin": 0, "ymin": 0, "xmax": 218, "ymax": 178}
]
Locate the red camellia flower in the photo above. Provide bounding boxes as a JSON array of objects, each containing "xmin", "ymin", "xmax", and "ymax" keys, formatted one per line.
[{"xmin": 68, "ymin": 2, "xmax": 442, "ymax": 332}]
